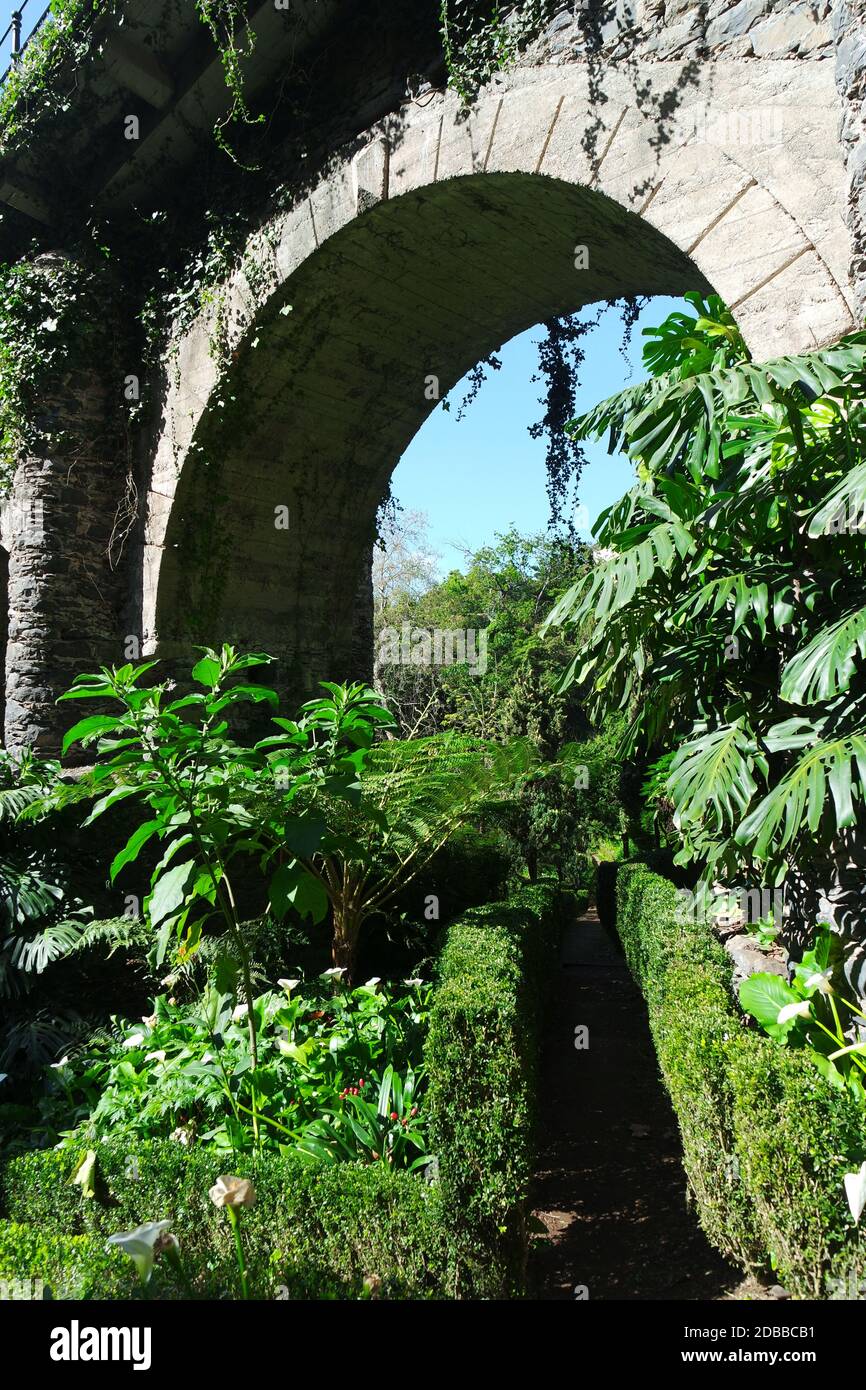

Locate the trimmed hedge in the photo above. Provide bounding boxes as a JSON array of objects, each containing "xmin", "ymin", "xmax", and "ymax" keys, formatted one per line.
[
  {"xmin": 426, "ymin": 882, "xmax": 560, "ymax": 1296},
  {"xmin": 614, "ymin": 863, "xmax": 866, "ymax": 1298},
  {"xmin": 0, "ymin": 882, "xmax": 560, "ymax": 1300}
]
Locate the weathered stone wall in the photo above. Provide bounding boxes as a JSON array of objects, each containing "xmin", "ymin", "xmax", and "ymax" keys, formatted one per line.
[
  {"xmin": 532, "ymin": 1, "xmax": 835, "ymax": 63},
  {"xmin": 833, "ymin": 0, "xmax": 866, "ymax": 320},
  {"xmin": 1, "ymin": 256, "xmax": 129, "ymax": 756}
]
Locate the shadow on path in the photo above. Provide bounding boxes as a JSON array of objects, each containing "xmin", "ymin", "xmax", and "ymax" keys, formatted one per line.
[{"xmin": 529, "ymin": 908, "xmax": 746, "ymax": 1301}]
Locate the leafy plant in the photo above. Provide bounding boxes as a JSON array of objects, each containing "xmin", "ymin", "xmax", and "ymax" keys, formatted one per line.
[
  {"xmin": 55, "ymin": 646, "xmax": 394, "ymax": 1143},
  {"xmin": 740, "ymin": 924, "xmax": 866, "ymax": 1100},
  {"xmin": 545, "ymin": 292, "xmax": 866, "ymax": 936},
  {"xmin": 273, "ymin": 731, "xmax": 537, "ymax": 980},
  {"xmin": 34, "ymin": 976, "xmax": 430, "ymax": 1168}
]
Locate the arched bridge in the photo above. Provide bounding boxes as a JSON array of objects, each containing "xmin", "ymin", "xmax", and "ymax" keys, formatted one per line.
[{"xmin": 0, "ymin": 0, "xmax": 863, "ymax": 753}]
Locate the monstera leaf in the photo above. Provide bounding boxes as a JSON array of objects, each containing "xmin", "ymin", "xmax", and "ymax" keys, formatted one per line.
[
  {"xmin": 667, "ymin": 722, "xmax": 766, "ymax": 830},
  {"xmin": 780, "ymin": 607, "xmax": 866, "ymax": 705}
]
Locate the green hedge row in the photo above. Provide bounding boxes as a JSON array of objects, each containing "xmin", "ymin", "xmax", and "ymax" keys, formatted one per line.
[
  {"xmin": 426, "ymin": 881, "xmax": 560, "ymax": 1296},
  {"xmin": 0, "ymin": 881, "xmax": 561, "ymax": 1300},
  {"xmin": 614, "ymin": 863, "xmax": 866, "ymax": 1298}
]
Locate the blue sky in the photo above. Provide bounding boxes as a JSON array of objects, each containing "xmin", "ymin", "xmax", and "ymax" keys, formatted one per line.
[
  {"xmin": 394, "ymin": 296, "xmax": 686, "ymax": 572},
  {"xmin": 0, "ymin": 2, "xmax": 33, "ymax": 68}
]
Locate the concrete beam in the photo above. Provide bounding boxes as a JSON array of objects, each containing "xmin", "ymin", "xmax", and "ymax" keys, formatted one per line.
[
  {"xmin": 103, "ymin": 32, "xmax": 174, "ymax": 109},
  {"xmin": 0, "ymin": 172, "xmax": 52, "ymax": 225}
]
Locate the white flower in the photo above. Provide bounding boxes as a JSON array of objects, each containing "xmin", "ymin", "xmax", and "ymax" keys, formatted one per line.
[
  {"xmin": 123, "ymin": 1032, "xmax": 145, "ymax": 1048},
  {"xmin": 209, "ymin": 1175, "xmax": 255, "ymax": 1210},
  {"xmin": 50, "ymin": 1055, "xmax": 70, "ymax": 1070},
  {"xmin": 277, "ymin": 978, "xmax": 300, "ymax": 993},
  {"xmin": 403, "ymin": 977, "xmax": 424, "ymax": 988},
  {"xmin": 142, "ymin": 1013, "xmax": 158, "ymax": 1028},
  {"xmin": 363, "ymin": 977, "xmax": 382, "ymax": 991},
  {"xmin": 844, "ymin": 1162, "xmax": 866, "ymax": 1224},
  {"xmin": 161, "ymin": 974, "xmax": 177, "ymax": 988},
  {"xmin": 777, "ymin": 1000, "xmax": 811, "ymax": 1025},
  {"xmin": 321, "ymin": 967, "xmax": 346, "ymax": 980},
  {"xmin": 232, "ymin": 1003, "xmax": 249, "ymax": 1022},
  {"xmin": 105, "ymin": 1220, "xmax": 175, "ymax": 1284},
  {"xmin": 805, "ymin": 970, "xmax": 833, "ymax": 996},
  {"xmin": 145, "ymin": 1050, "xmax": 167, "ymax": 1064}
]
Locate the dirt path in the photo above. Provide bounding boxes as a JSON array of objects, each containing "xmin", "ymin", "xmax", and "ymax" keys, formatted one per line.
[{"xmin": 529, "ymin": 908, "xmax": 760, "ymax": 1301}]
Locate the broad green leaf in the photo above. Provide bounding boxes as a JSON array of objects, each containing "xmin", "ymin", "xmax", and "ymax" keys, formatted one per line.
[
  {"xmin": 148, "ymin": 860, "xmax": 195, "ymax": 927},
  {"xmin": 739, "ymin": 973, "xmax": 802, "ymax": 1042},
  {"xmin": 110, "ymin": 819, "xmax": 161, "ymax": 882},
  {"xmin": 62, "ymin": 715, "xmax": 123, "ymax": 754},
  {"xmin": 780, "ymin": 607, "xmax": 866, "ymax": 704}
]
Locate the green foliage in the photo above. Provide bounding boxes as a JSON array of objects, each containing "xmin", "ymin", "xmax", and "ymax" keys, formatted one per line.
[
  {"xmin": 0, "ymin": 1143, "xmax": 443, "ymax": 1300},
  {"xmin": 301, "ymin": 731, "xmax": 537, "ymax": 977},
  {"xmin": 0, "ymin": 751, "xmax": 94, "ymax": 1029},
  {"xmin": 0, "ymin": 256, "xmax": 102, "ymax": 488},
  {"xmin": 0, "ymin": 1220, "xmax": 135, "ymax": 1300},
  {"xmin": 0, "ymin": 1, "xmax": 118, "ymax": 159},
  {"xmin": 30, "ymin": 977, "xmax": 430, "ymax": 1168},
  {"xmin": 440, "ymin": 0, "xmax": 555, "ymax": 104},
  {"xmin": 739, "ymin": 923, "xmax": 866, "ymax": 1099},
  {"xmin": 0, "ymin": 883, "xmax": 561, "ymax": 1299},
  {"xmin": 425, "ymin": 881, "xmax": 561, "ymax": 1296},
  {"xmin": 547, "ymin": 292, "xmax": 866, "ymax": 894},
  {"xmin": 614, "ymin": 863, "xmax": 866, "ymax": 1296},
  {"xmin": 194, "ymin": 0, "xmax": 265, "ymax": 160},
  {"xmin": 376, "ymin": 526, "xmax": 591, "ymax": 744}
]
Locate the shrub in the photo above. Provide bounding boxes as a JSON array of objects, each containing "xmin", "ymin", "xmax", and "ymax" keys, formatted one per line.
[
  {"xmin": 613, "ymin": 863, "xmax": 866, "ymax": 1297},
  {"xmin": 426, "ymin": 881, "xmax": 560, "ymax": 1296},
  {"xmin": 0, "ymin": 1143, "xmax": 443, "ymax": 1299},
  {"xmin": 0, "ymin": 883, "xmax": 561, "ymax": 1299},
  {"xmin": 0, "ymin": 1220, "xmax": 135, "ymax": 1300}
]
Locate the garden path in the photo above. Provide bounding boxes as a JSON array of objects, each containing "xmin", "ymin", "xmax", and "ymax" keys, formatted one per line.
[{"xmin": 529, "ymin": 907, "xmax": 761, "ymax": 1301}]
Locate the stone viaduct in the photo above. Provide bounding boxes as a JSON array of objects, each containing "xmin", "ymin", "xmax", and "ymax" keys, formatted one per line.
[{"xmin": 0, "ymin": 0, "xmax": 864, "ymax": 753}]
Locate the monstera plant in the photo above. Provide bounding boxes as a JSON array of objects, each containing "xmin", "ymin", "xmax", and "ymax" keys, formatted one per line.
[{"xmin": 544, "ymin": 292, "xmax": 866, "ymax": 967}]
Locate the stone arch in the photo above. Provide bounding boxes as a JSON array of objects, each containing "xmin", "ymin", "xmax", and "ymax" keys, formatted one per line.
[{"xmin": 140, "ymin": 59, "xmax": 856, "ymax": 698}]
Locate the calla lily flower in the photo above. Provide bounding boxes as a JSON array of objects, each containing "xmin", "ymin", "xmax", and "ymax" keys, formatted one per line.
[
  {"xmin": 123, "ymin": 1032, "xmax": 145, "ymax": 1048},
  {"xmin": 321, "ymin": 967, "xmax": 346, "ymax": 980},
  {"xmin": 363, "ymin": 977, "xmax": 382, "ymax": 991},
  {"xmin": 232, "ymin": 1003, "xmax": 249, "ymax": 1022},
  {"xmin": 844, "ymin": 1162, "xmax": 866, "ymax": 1224},
  {"xmin": 277, "ymin": 978, "xmax": 301, "ymax": 993},
  {"xmin": 145, "ymin": 1050, "xmax": 167, "ymax": 1063},
  {"xmin": 106, "ymin": 1220, "xmax": 177, "ymax": 1285},
  {"xmin": 71, "ymin": 1149, "xmax": 98, "ymax": 1199},
  {"xmin": 777, "ymin": 1000, "xmax": 811, "ymax": 1025},
  {"xmin": 209, "ymin": 1175, "xmax": 255, "ymax": 1210},
  {"xmin": 805, "ymin": 970, "xmax": 834, "ymax": 995}
]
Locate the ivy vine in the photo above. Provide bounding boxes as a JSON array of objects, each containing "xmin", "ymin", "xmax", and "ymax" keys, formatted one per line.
[
  {"xmin": 194, "ymin": 0, "xmax": 266, "ymax": 164},
  {"xmin": 0, "ymin": 253, "xmax": 102, "ymax": 490},
  {"xmin": 439, "ymin": 0, "xmax": 557, "ymax": 104}
]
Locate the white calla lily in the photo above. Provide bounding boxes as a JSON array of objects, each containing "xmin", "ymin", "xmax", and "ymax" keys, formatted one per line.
[
  {"xmin": 844, "ymin": 1162, "xmax": 866, "ymax": 1224},
  {"xmin": 805, "ymin": 970, "xmax": 833, "ymax": 995},
  {"xmin": 105, "ymin": 1220, "xmax": 176, "ymax": 1284},
  {"xmin": 777, "ymin": 1000, "xmax": 811, "ymax": 1025}
]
